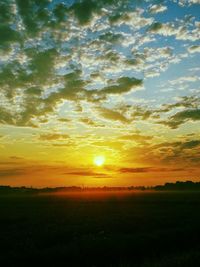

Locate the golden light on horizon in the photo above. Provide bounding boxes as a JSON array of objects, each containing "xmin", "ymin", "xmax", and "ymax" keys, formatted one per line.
[{"xmin": 94, "ymin": 155, "xmax": 105, "ymax": 167}]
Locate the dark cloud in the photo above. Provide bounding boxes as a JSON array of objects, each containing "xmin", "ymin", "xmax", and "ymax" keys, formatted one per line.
[
  {"xmin": 80, "ymin": 117, "xmax": 104, "ymax": 127},
  {"xmin": 16, "ymin": 0, "xmax": 51, "ymax": 34},
  {"xmin": 119, "ymin": 167, "xmax": 151, "ymax": 173},
  {"xmin": 70, "ymin": 0, "xmax": 98, "ymax": 25},
  {"xmin": 110, "ymin": 97, "xmax": 200, "ymax": 127},
  {"xmin": 97, "ymin": 107, "xmax": 130, "ymax": 123},
  {"xmin": 99, "ymin": 32, "xmax": 123, "ymax": 44},
  {"xmin": 25, "ymin": 87, "xmax": 42, "ymax": 95},
  {"xmin": 112, "ymin": 97, "xmax": 200, "ymax": 125},
  {"xmin": 188, "ymin": 45, "xmax": 200, "ymax": 53},
  {"xmin": 0, "ymin": 1, "xmax": 12, "ymax": 24},
  {"xmin": 131, "ymin": 106, "xmax": 158, "ymax": 120},
  {"xmin": 100, "ymin": 77, "xmax": 142, "ymax": 95},
  {"xmin": 180, "ymin": 140, "xmax": 200, "ymax": 149},
  {"xmin": 119, "ymin": 167, "xmax": 186, "ymax": 173},
  {"xmin": 39, "ymin": 133, "xmax": 69, "ymax": 141},
  {"xmin": 152, "ymin": 138, "xmax": 200, "ymax": 163},
  {"xmin": 52, "ymin": 143, "xmax": 74, "ymax": 147},
  {"xmin": 0, "ymin": 24, "xmax": 20, "ymax": 48},
  {"xmin": 160, "ymin": 109, "xmax": 200, "ymax": 129},
  {"xmin": 0, "ymin": 61, "xmax": 26, "ymax": 98},
  {"xmin": 28, "ymin": 48, "xmax": 58, "ymax": 82},
  {"xmin": 0, "ymin": 67, "xmax": 87, "ymax": 127},
  {"xmin": 64, "ymin": 170, "xmax": 109, "ymax": 178},
  {"xmin": 120, "ymin": 133, "xmax": 153, "ymax": 143},
  {"xmin": 0, "ymin": 1, "xmax": 21, "ymax": 49},
  {"xmin": 70, "ymin": 0, "xmax": 128, "ymax": 25},
  {"xmin": 80, "ymin": 118, "xmax": 96, "ymax": 126},
  {"xmin": 58, "ymin": 118, "xmax": 71, "ymax": 123},
  {"xmin": 0, "ymin": 164, "xmax": 109, "ymax": 179},
  {"xmin": 123, "ymin": 136, "xmax": 200, "ymax": 167},
  {"xmin": 53, "ymin": 3, "xmax": 68, "ymax": 23},
  {"xmin": 153, "ymin": 139, "xmax": 200, "ymax": 151},
  {"xmin": 0, "ymin": 168, "xmax": 26, "ymax": 177},
  {"xmin": 160, "ymin": 96, "xmax": 200, "ymax": 112},
  {"xmin": 148, "ymin": 22, "xmax": 163, "ymax": 32},
  {"xmin": 0, "ymin": 107, "xmax": 15, "ymax": 125},
  {"xmin": 9, "ymin": 156, "xmax": 24, "ymax": 160}
]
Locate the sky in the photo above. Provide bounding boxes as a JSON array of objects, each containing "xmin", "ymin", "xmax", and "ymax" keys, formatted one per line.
[{"xmin": 0, "ymin": 0, "xmax": 200, "ymax": 187}]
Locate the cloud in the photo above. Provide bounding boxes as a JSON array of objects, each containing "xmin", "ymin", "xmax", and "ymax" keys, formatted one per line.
[
  {"xmin": 160, "ymin": 96, "xmax": 200, "ymax": 112},
  {"xmin": 99, "ymin": 32, "xmax": 123, "ymax": 43},
  {"xmin": 15, "ymin": 0, "xmax": 53, "ymax": 34},
  {"xmin": 58, "ymin": 118, "xmax": 71, "ymax": 123},
  {"xmin": 179, "ymin": 0, "xmax": 200, "ymax": 5},
  {"xmin": 119, "ymin": 167, "xmax": 185, "ymax": 173},
  {"xmin": 190, "ymin": 0, "xmax": 200, "ymax": 4},
  {"xmin": 69, "ymin": 0, "xmax": 140, "ymax": 26},
  {"xmin": 0, "ymin": 107, "xmax": 16, "ymax": 126},
  {"xmin": 149, "ymin": 22, "xmax": 163, "ymax": 32},
  {"xmin": 69, "ymin": 0, "xmax": 103, "ymax": 25},
  {"xmin": 131, "ymin": 106, "xmax": 157, "ymax": 120},
  {"xmin": 110, "ymin": 9, "xmax": 154, "ymax": 30},
  {"xmin": 0, "ymin": 168, "xmax": 26, "ymax": 177},
  {"xmin": 29, "ymin": 48, "xmax": 58, "ymax": 82},
  {"xmin": 80, "ymin": 117, "xmax": 96, "ymax": 126},
  {"xmin": 93, "ymin": 96, "xmax": 200, "ymax": 127},
  {"xmin": 120, "ymin": 133, "xmax": 153, "ymax": 143},
  {"xmin": 111, "ymin": 104, "xmax": 159, "ymax": 122},
  {"xmin": 39, "ymin": 133, "xmax": 70, "ymax": 141},
  {"xmin": 119, "ymin": 167, "xmax": 151, "ymax": 173},
  {"xmin": 153, "ymin": 139, "xmax": 200, "ymax": 151},
  {"xmin": 9, "ymin": 156, "xmax": 24, "ymax": 160},
  {"xmin": 51, "ymin": 142, "xmax": 74, "ymax": 147},
  {"xmin": 97, "ymin": 107, "xmax": 130, "ymax": 123},
  {"xmin": 180, "ymin": 140, "xmax": 200, "ymax": 149},
  {"xmin": 80, "ymin": 117, "xmax": 104, "ymax": 127},
  {"xmin": 0, "ymin": 24, "xmax": 20, "ymax": 48},
  {"xmin": 189, "ymin": 0, "xmax": 200, "ymax": 4},
  {"xmin": 0, "ymin": 160, "xmax": 112, "ymax": 179},
  {"xmin": 0, "ymin": 67, "xmax": 88, "ymax": 127},
  {"xmin": 63, "ymin": 169, "xmax": 109, "ymax": 178},
  {"xmin": 170, "ymin": 75, "xmax": 199, "ymax": 85},
  {"xmin": 149, "ymin": 4, "xmax": 167, "ymax": 14},
  {"xmin": 152, "ymin": 138, "xmax": 200, "ymax": 164},
  {"xmin": 160, "ymin": 109, "xmax": 200, "ymax": 129},
  {"xmin": 123, "ymin": 136, "xmax": 200, "ymax": 166},
  {"xmin": 148, "ymin": 20, "xmax": 199, "ymax": 41},
  {"xmin": 188, "ymin": 45, "xmax": 200, "ymax": 53},
  {"xmin": 100, "ymin": 77, "xmax": 143, "ymax": 95}
]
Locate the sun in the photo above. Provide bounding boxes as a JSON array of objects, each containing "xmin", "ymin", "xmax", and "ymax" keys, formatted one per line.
[{"xmin": 94, "ymin": 155, "xmax": 105, "ymax": 167}]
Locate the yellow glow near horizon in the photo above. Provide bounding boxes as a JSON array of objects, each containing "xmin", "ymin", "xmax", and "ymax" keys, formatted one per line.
[{"xmin": 94, "ymin": 155, "xmax": 105, "ymax": 167}]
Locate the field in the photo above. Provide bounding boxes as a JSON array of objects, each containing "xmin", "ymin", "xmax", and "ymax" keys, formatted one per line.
[{"xmin": 0, "ymin": 191, "xmax": 200, "ymax": 266}]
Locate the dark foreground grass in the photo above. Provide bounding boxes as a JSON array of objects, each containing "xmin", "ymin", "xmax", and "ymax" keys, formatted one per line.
[{"xmin": 0, "ymin": 191, "xmax": 200, "ymax": 267}]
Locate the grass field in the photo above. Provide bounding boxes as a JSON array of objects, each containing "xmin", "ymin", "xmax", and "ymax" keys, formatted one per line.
[{"xmin": 0, "ymin": 191, "xmax": 200, "ymax": 266}]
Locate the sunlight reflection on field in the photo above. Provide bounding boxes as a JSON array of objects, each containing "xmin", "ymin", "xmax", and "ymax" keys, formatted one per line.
[{"xmin": 39, "ymin": 190, "xmax": 156, "ymax": 201}]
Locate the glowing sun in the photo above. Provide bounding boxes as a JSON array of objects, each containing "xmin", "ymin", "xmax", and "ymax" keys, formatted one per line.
[{"xmin": 94, "ymin": 155, "xmax": 105, "ymax": 166}]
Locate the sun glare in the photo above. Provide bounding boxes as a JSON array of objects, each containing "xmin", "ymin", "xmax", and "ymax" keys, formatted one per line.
[{"xmin": 94, "ymin": 155, "xmax": 105, "ymax": 167}]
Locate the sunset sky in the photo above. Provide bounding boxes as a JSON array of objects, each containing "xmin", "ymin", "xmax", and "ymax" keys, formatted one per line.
[{"xmin": 0, "ymin": 0, "xmax": 200, "ymax": 187}]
